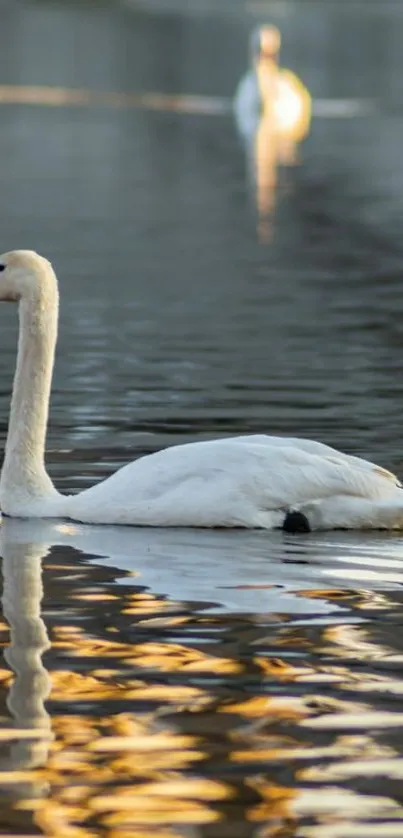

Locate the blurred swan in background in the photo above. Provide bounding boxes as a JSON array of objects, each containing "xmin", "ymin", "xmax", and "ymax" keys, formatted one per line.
[{"xmin": 234, "ymin": 25, "xmax": 311, "ymax": 241}]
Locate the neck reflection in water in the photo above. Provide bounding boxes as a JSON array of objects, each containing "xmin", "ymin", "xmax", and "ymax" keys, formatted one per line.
[{"xmin": 0, "ymin": 532, "xmax": 52, "ymax": 811}]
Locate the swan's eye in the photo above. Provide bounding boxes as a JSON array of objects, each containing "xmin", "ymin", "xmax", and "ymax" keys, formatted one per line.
[{"xmin": 0, "ymin": 265, "xmax": 5, "ymax": 273}]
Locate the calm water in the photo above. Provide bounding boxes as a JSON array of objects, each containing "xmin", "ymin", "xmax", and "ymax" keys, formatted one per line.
[{"xmin": 1, "ymin": 1, "xmax": 403, "ymax": 835}]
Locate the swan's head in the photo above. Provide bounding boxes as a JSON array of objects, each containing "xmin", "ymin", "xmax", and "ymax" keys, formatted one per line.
[
  {"xmin": 0, "ymin": 250, "xmax": 56, "ymax": 302},
  {"xmin": 251, "ymin": 25, "xmax": 281, "ymax": 62}
]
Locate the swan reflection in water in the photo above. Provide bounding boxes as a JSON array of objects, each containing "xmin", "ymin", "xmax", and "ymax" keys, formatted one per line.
[
  {"xmin": 0, "ymin": 530, "xmax": 52, "ymax": 813},
  {"xmin": 234, "ymin": 25, "xmax": 311, "ymax": 242}
]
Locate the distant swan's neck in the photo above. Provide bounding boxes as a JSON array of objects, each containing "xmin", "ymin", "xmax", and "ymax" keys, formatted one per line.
[
  {"xmin": 256, "ymin": 57, "xmax": 278, "ymax": 114},
  {"xmin": 0, "ymin": 274, "xmax": 61, "ymax": 514}
]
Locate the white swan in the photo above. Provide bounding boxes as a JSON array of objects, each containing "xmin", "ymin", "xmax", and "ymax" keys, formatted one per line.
[
  {"xmin": 0, "ymin": 249, "xmax": 403, "ymax": 531},
  {"xmin": 234, "ymin": 25, "xmax": 311, "ymax": 242},
  {"xmin": 234, "ymin": 25, "xmax": 311, "ymax": 147}
]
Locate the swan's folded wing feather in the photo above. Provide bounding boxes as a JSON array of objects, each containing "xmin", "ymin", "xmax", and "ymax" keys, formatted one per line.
[
  {"xmin": 247, "ymin": 444, "xmax": 401, "ymax": 510},
  {"xmin": 229, "ymin": 434, "xmax": 401, "ymax": 489}
]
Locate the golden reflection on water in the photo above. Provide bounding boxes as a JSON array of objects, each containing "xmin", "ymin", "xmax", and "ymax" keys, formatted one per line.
[
  {"xmin": 254, "ymin": 69, "xmax": 311, "ymax": 244},
  {"xmin": 0, "ymin": 534, "xmax": 403, "ymax": 836}
]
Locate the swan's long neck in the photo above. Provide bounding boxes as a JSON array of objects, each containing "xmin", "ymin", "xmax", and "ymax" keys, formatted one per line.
[
  {"xmin": 0, "ymin": 272, "xmax": 60, "ymax": 512},
  {"xmin": 256, "ymin": 57, "xmax": 279, "ymax": 116}
]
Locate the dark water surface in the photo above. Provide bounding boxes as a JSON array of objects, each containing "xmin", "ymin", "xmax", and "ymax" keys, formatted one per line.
[{"xmin": 1, "ymin": 1, "xmax": 403, "ymax": 835}]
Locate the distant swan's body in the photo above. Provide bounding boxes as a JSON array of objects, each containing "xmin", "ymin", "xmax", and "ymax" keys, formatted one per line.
[
  {"xmin": 1, "ymin": 250, "xmax": 403, "ymax": 531},
  {"xmin": 234, "ymin": 25, "xmax": 311, "ymax": 146}
]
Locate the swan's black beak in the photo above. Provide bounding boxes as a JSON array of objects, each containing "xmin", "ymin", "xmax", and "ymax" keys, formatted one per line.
[{"xmin": 283, "ymin": 510, "xmax": 311, "ymax": 533}]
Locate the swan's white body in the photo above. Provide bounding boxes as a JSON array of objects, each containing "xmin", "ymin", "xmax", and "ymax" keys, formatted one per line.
[
  {"xmin": 234, "ymin": 25, "xmax": 311, "ymax": 142},
  {"xmin": 0, "ymin": 249, "xmax": 403, "ymax": 531},
  {"xmin": 234, "ymin": 70, "xmax": 308, "ymax": 139}
]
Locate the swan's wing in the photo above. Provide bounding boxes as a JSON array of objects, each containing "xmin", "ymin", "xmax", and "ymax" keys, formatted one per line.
[
  {"xmin": 227, "ymin": 435, "xmax": 401, "ymax": 487},
  {"xmin": 239, "ymin": 444, "xmax": 401, "ymax": 511},
  {"xmin": 275, "ymin": 70, "xmax": 311, "ymax": 136}
]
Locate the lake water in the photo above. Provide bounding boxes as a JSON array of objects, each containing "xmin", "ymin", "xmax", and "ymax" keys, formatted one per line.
[{"xmin": 1, "ymin": 1, "xmax": 403, "ymax": 835}]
